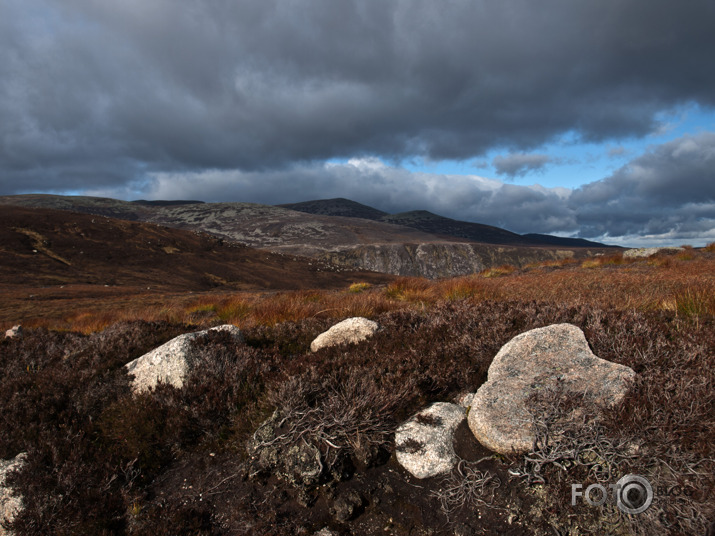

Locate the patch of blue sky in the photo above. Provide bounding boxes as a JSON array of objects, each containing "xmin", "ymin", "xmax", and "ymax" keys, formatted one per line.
[{"xmin": 401, "ymin": 102, "xmax": 715, "ymax": 191}]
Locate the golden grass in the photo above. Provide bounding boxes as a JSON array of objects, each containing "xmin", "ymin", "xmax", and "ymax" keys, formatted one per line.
[
  {"xmin": 348, "ymin": 282, "xmax": 372, "ymax": 293},
  {"xmin": 479, "ymin": 264, "xmax": 516, "ymax": 278},
  {"xmin": 524, "ymin": 257, "xmax": 579, "ymax": 271},
  {"xmin": 3, "ymin": 248, "xmax": 713, "ymax": 333}
]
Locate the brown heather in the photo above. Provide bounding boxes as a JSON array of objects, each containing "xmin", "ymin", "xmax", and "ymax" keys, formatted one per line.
[
  {"xmin": 2, "ymin": 247, "xmax": 712, "ymax": 334},
  {"xmin": 0, "ymin": 247, "xmax": 713, "ymax": 535}
]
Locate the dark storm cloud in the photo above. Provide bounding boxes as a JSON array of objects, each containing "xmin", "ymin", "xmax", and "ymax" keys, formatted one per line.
[
  {"xmin": 492, "ymin": 153, "xmax": 554, "ymax": 177},
  {"xmin": 2, "ymin": 0, "xmax": 715, "ymax": 193}
]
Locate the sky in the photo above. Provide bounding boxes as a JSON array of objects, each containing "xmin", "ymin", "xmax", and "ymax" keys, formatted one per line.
[{"xmin": 1, "ymin": 0, "xmax": 714, "ymax": 247}]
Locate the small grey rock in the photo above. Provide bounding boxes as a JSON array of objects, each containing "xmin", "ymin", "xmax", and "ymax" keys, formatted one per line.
[
  {"xmin": 3, "ymin": 326, "xmax": 21, "ymax": 340},
  {"xmin": 395, "ymin": 402, "xmax": 465, "ymax": 479},
  {"xmin": 310, "ymin": 317, "xmax": 379, "ymax": 352},
  {"xmin": 453, "ymin": 523, "xmax": 475, "ymax": 536},
  {"xmin": 314, "ymin": 528, "xmax": 339, "ymax": 536}
]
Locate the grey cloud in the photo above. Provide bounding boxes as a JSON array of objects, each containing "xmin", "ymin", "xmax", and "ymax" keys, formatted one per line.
[
  {"xmin": 492, "ymin": 153, "xmax": 554, "ymax": 177},
  {"xmin": 2, "ymin": 0, "xmax": 715, "ymax": 193},
  {"xmin": 570, "ymin": 132, "xmax": 715, "ymax": 239},
  {"xmin": 83, "ymin": 132, "xmax": 713, "ymax": 246}
]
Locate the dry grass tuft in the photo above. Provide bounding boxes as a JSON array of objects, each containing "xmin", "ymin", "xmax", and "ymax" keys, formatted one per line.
[
  {"xmin": 580, "ymin": 254, "xmax": 627, "ymax": 269},
  {"xmin": 479, "ymin": 264, "xmax": 516, "ymax": 278},
  {"xmin": 348, "ymin": 282, "xmax": 372, "ymax": 293},
  {"xmin": 384, "ymin": 277, "xmax": 429, "ymax": 300}
]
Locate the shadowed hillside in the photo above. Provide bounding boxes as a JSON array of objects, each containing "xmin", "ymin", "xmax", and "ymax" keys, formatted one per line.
[
  {"xmin": 279, "ymin": 197, "xmax": 389, "ymax": 220},
  {"xmin": 380, "ymin": 210, "xmax": 529, "ymax": 245},
  {"xmin": 0, "ymin": 205, "xmax": 394, "ymax": 292}
]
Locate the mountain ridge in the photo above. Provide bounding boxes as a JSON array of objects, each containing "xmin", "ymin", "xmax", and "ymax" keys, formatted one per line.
[
  {"xmin": 279, "ymin": 198, "xmax": 612, "ymax": 248},
  {"xmin": 0, "ymin": 194, "xmax": 617, "ymax": 278},
  {"xmin": 278, "ymin": 198, "xmax": 388, "ymax": 220}
]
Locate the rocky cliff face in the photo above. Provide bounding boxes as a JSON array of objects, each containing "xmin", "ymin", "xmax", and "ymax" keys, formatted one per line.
[{"xmin": 311, "ymin": 243, "xmax": 582, "ymax": 278}]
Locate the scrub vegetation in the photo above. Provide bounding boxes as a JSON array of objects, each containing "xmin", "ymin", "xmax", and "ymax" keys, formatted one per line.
[{"xmin": 1, "ymin": 247, "xmax": 713, "ymax": 535}]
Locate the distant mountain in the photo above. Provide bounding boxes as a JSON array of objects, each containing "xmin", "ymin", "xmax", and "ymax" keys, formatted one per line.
[
  {"xmin": 0, "ymin": 194, "xmax": 617, "ymax": 278},
  {"xmin": 132, "ymin": 199, "xmax": 205, "ymax": 207},
  {"xmin": 380, "ymin": 210, "xmax": 530, "ymax": 246},
  {"xmin": 278, "ymin": 198, "xmax": 613, "ymax": 248},
  {"xmin": 279, "ymin": 198, "xmax": 388, "ymax": 220},
  {"xmin": 521, "ymin": 233, "xmax": 609, "ymax": 248}
]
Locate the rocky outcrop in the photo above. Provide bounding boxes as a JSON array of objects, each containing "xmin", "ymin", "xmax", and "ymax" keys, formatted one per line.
[
  {"xmin": 319, "ymin": 243, "xmax": 487, "ymax": 278},
  {"xmin": 317, "ymin": 243, "xmax": 585, "ymax": 279},
  {"xmin": 395, "ymin": 402, "xmax": 466, "ymax": 479},
  {"xmin": 0, "ymin": 453, "xmax": 26, "ymax": 536},
  {"xmin": 623, "ymin": 247, "xmax": 684, "ymax": 258},
  {"xmin": 125, "ymin": 324, "xmax": 243, "ymax": 393},
  {"xmin": 468, "ymin": 324, "xmax": 635, "ymax": 455},
  {"xmin": 310, "ymin": 317, "xmax": 379, "ymax": 352}
]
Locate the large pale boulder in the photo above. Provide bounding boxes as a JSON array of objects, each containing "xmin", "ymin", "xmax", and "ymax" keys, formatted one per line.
[
  {"xmin": 310, "ymin": 317, "xmax": 379, "ymax": 352},
  {"xmin": 395, "ymin": 402, "xmax": 465, "ymax": 479},
  {"xmin": 125, "ymin": 324, "xmax": 243, "ymax": 393},
  {"xmin": 0, "ymin": 453, "xmax": 26, "ymax": 536},
  {"xmin": 468, "ymin": 324, "xmax": 635, "ymax": 455}
]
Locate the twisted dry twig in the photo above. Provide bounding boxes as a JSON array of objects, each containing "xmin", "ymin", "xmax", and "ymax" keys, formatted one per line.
[{"xmin": 430, "ymin": 458, "xmax": 501, "ymax": 518}]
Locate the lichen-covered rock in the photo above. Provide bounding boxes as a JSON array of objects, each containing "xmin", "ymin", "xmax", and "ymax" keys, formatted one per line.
[
  {"xmin": 281, "ymin": 442, "xmax": 323, "ymax": 488},
  {"xmin": 246, "ymin": 411, "xmax": 324, "ymax": 488},
  {"xmin": 468, "ymin": 324, "xmax": 635, "ymax": 455},
  {"xmin": 0, "ymin": 453, "xmax": 26, "ymax": 536},
  {"xmin": 246, "ymin": 410, "xmax": 282, "ymax": 477},
  {"xmin": 310, "ymin": 317, "xmax": 379, "ymax": 352},
  {"xmin": 125, "ymin": 324, "xmax": 243, "ymax": 393},
  {"xmin": 395, "ymin": 402, "xmax": 466, "ymax": 479}
]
